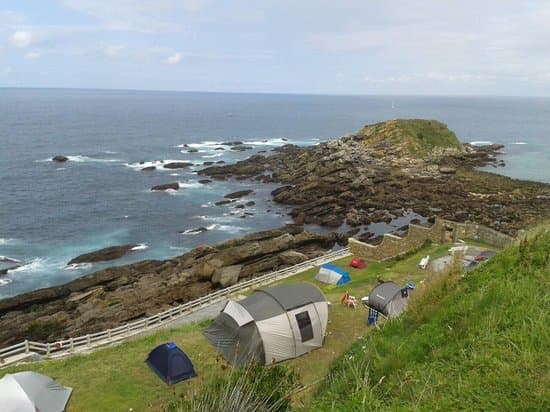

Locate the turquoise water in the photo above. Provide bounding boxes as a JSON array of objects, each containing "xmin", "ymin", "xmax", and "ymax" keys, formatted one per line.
[{"xmin": 1, "ymin": 89, "xmax": 549, "ymax": 298}]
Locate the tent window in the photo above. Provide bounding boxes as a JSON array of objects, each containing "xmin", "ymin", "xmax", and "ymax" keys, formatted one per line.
[{"xmin": 295, "ymin": 311, "xmax": 313, "ymax": 342}]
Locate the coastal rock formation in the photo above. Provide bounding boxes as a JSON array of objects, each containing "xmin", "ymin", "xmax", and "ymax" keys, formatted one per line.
[
  {"xmin": 151, "ymin": 182, "xmax": 179, "ymax": 191},
  {"xmin": 141, "ymin": 166, "xmax": 156, "ymax": 171},
  {"xmin": 163, "ymin": 162, "xmax": 193, "ymax": 169},
  {"xmin": 68, "ymin": 245, "xmax": 139, "ymax": 265},
  {"xmin": 224, "ymin": 189, "xmax": 254, "ymax": 199},
  {"xmin": 199, "ymin": 119, "xmax": 550, "ymax": 236},
  {"xmin": 0, "ymin": 227, "xmax": 338, "ymax": 345},
  {"xmin": 52, "ymin": 155, "xmax": 68, "ymax": 162}
]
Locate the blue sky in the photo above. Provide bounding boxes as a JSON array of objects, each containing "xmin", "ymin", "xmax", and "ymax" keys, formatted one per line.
[{"xmin": 1, "ymin": 1, "xmax": 550, "ymax": 95}]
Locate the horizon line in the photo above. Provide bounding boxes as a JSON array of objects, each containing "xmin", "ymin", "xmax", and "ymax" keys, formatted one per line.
[{"xmin": 1, "ymin": 85, "xmax": 549, "ymax": 99}]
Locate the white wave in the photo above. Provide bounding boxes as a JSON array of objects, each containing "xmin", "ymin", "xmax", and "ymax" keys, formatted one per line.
[
  {"xmin": 180, "ymin": 227, "xmax": 209, "ymax": 235},
  {"xmin": 211, "ymin": 224, "xmax": 247, "ymax": 234},
  {"xmin": 56, "ymin": 167, "xmax": 66, "ymax": 171},
  {"xmin": 66, "ymin": 155, "xmax": 121, "ymax": 163},
  {"xmin": 201, "ymin": 152, "xmax": 224, "ymax": 158},
  {"xmin": 0, "ymin": 279, "xmax": 13, "ymax": 287},
  {"xmin": 131, "ymin": 244, "xmax": 148, "ymax": 251},
  {"xmin": 178, "ymin": 181, "xmax": 204, "ymax": 189},
  {"xmin": 0, "ymin": 238, "xmax": 14, "ymax": 245},
  {"xmin": 0, "ymin": 255, "xmax": 22, "ymax": 263},
  {"xmin": 10, "ymin": 258, "xmax": 47, "ymax": 273},
  {"xmin": 511, "ymin": 141, "xmax": 528, "ymax": 145},
  {"xmin": 169, "ymin": 173, "xmax": 179, "ymax": 176},
  {"xmin": 180, "ymin": 149, "xmax": 207, "ymax": 154},
  {"xmin": 469, "ymin": 140, "xmax": 493, "ymax": 146},
  {"xmin": 65, "ymin": 262, "xmax": 93, "ymax": 270},
  {"xmin": 247, "ymin": 137, "xmax": 288, "ymax": 146},
  {"xmin": 124, "ymin": 159, "xmax": 188, "ymax": 171},
  {"xmin": 104, "ymin": 150, "xmax": 118, "ymax": 154},
  {"xmin": 201, "ymin": 202, "xmax": 213, "ymax": 208}
]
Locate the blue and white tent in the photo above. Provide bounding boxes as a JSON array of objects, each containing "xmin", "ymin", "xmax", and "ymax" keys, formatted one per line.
[{"xmin": 315, "ymin": 264, "xmax": 351, "ymax": 286}]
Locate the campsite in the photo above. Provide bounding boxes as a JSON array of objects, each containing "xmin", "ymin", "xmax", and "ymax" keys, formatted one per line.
[{"xmin": 0, "ymin": 239, "xmax": 499, "ymax": 410}]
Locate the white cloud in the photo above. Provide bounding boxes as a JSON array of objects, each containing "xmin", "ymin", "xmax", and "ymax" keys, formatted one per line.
[
  {"xmin": 25, "ymin": 51, "xmax": 41, "ymax": 59},
  {"xmin": 165, "ymin": 52, "xmax": 183, "ymax": 64},
  {"xmin": 1, "ymin": 66, "xmax": 12, "ymax": 76},
  {"xmin": 103, "ymin": 44, "xmax": 126, "ymax": 56},
  {"xmin": 10, "ymin": 31, "xmax": 33, "ymax": 48}
]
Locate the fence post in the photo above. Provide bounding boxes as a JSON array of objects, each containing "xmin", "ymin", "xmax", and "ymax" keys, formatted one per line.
[
  {"xmin": 145, "ymin": 318, "xmax": 149, "ymax": 328},
  {"xmin": 86, "ymin": 334, "xmax": 91, "ymax": 346},
  {"xmin": 24, "ymin": 340, "xmax": 29, "ymax": 354},
  {"xmin": 70, "ymin": 338, "xmax": 74, "ymax": 351},
  {"xmin": 46, "ymin": 343, "xmax": 51, "ymax": 356},
  {"xmin": 107, "ymin": 329, "xmax": 111, "ymax": 340}
]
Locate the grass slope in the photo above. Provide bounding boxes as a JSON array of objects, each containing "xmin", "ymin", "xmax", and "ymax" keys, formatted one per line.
[
  {"xmin": 359, "ymin": 119, "xmax": 463, "ymax": 157},
  {"xmin": 309, "ymin": 229, "xmax": 550, "ymax": 411}
]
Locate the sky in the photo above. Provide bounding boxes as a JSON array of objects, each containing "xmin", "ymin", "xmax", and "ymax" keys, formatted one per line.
[{"xmin": 1, "ymin": 0, "xmax": 550, "ymax": 96}]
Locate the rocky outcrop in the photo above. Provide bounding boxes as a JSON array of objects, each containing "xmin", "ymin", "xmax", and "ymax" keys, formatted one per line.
[
  {"xmin": 198, "ymin": 119, "xmax": 550, "ymax": 236},
  {"xmin": 163, "ymin": 162, "xmax": 193, "ymax": 169},
  {"xmin": 141, "ymin": 166, "xmax": 156, "ymax": 171},
  {"xmin": 0, "ymin": 227, "xmax": 338, "ymax": 345},
  {"xmin": 52, "ymin": 155, "xmax": 68, "ymax": 162},
  {"xmin": 224, "ymin": 189, "xmax": 254, "ymax": 199},
  {"xmin": 68, "ymin": 245, "xmax": 139, "ymax": 265},
  {"xmin": 151, "ymin": 182, "xmax": 179, "ymax": 191}
]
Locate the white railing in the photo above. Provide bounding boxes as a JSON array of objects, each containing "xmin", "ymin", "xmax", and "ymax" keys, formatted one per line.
[{"xmin": 0, "ymin": 247, "xmax": 350, "ymax": 366}]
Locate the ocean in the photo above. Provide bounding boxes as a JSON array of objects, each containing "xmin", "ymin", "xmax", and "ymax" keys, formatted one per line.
[{"xmin": 1, "ymin": 89, "xmax": 549, "ymax": 298}]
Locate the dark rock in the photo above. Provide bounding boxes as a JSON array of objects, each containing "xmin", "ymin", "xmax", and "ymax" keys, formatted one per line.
[
  {"xmin": 52, "ymin": 155, "xmax": 68, "ymax": 162},
  {"xmin": 216, "ymin": 160, "xmax": 225, "ymax": 164},
  {"xmin": 163, "ymin": 162, "xmax": 193, "ymax": 169},
  {"xmin": 221, "ymin": 141, "xmax": 243, "ymax": 146},
  {"xmin": 203, "ymin": 161, "xmax": 215, "ymax": 166},
  {"xmin": 224, "ymin": 189, "xmax": 254, "ymax": 199},
  {"xmin": 234, "ymin": 204, "xmax": 245, "ymax": 209},
  {"xmin": 179, "ymin": 227, "xmax": 208, "ymax": 234},
  {"xmin": 198, "ymin": 179, "xmax": 212, "ymax": 184},
  {"xmin": 215, "ymin": 199, "xmax": 234, "ymax": 206},
  {"xmin": 68, "ymin": 245, "xmax": 139, "ymax": 265},
  {"xmin": 141, "ymin": 166, "xmax": 156, "ymax": 171},
  {"xmin": 187, "ymin": 148, "xmax": 199, "ymax": 153},
  {"xmin": 230, "ymin": 145, "xmax": 253, "ymax": 151},
  {"xmin": 245, "ymin": 201, "xmax": 255, "ymax": 206},
  {"xmin": 151, "ymin": 182, "xmax": 179, "ymax": 191},
  {"xmin": 215, "ymin": 147, "xmax": 225, "ymax": 151}
]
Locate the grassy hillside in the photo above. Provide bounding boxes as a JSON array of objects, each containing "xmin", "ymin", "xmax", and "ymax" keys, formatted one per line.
[
  {"xmin": 358, "ymin": 119, "xmax": 464, "ymax": 157},
  {"xmin": 309, "ymin": 228, "xmax": 550, "ymax": 411}
]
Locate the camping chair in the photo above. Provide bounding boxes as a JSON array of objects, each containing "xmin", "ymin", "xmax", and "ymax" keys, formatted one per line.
[{"xmin": 368, "ymin": 308, "xmax": 379, "ymax": 325}]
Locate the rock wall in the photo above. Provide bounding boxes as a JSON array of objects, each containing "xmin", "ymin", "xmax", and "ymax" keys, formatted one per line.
[{"xmin": 349, "ymin": 218, "xmax": 514, "ymax": 261}]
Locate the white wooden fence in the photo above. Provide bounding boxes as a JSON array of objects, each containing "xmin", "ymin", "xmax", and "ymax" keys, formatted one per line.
[{"xmin": 0, "ymin": 247, "xmax": 351, "ymax": 366}]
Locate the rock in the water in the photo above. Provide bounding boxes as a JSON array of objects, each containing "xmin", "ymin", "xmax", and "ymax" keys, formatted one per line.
[
  {"xmin": 163, "ymin": 162, "xmax": 193, "ymax": 169},
  {"xmin": 179, "ymin": 227, "xmax": 208, "ymax": 235},
  {"xmin": 221, "ymin": 141, "xmax": 243, "ymax": 146},
  {"xmin": 141, "ymin": 166, "xmax": 156, "ymax": 171},
  {"xmin": 245, "ymin": 201, "xmax": 256, "ymax": 206},
  {"xmin": 198, "ymin": 179, "xmax": 212, "ymax": 184},
  {"xmin": 224, "ymin": 189, "xmax": 254, "ymax": 199},
  {"xmin": 151, "ymin": 182, "xmax": 180, "ymax": 191},
  {"xmin": 215, "ymin": 199, "xmax": 235, "ymax": 206},
  {"xmin": 52, "ymin": 155, "xmax": 68, "ymax": 162},
  {"xmin": 68, "ymin": 245, "xmax": 139, "ymax": 265},
  {"xmin": 187, "ymin": 148, "xmax": 199, "ymax": 153},
  {"xmin": 230, "ymin": 145, "xmax": 253, "ymax": 151}
]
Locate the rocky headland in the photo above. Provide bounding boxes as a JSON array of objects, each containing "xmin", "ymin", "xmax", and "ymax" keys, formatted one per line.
[{"xmin": 200, "ymin": 119, "xmax": 549, "ymax": 237}]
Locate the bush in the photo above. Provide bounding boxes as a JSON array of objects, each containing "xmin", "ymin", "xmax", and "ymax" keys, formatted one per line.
[{"xmin": 166, "ymin": 363, "xmax": 301, "ymax": 412}]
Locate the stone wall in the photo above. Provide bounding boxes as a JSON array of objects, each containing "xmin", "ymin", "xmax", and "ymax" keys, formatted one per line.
[{"xmin": 349, "ymin": 218, "xmax": 514, "ymax": 261}]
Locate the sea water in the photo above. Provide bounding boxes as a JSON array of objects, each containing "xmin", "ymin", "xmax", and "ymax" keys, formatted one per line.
[{"xmin": 1, "ymin": 89, "xmax": 549, "ymax": 298}]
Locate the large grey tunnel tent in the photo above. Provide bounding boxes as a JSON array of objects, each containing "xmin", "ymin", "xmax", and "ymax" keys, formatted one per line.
[
  {"xmin": 204, "ymin": 283, "xmax": 328, "ymax": 366},
  {"xmin": 0, "ymin": 371, "xmax": 72, "ymax": 412},
  {"xmin": 368, "ymin": 281, "xmax": 410, "ymax": 318}
]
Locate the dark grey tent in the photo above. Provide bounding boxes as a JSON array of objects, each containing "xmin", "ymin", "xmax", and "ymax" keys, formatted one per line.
[
  {"xmin": 368, "ymin": 281, "xmax": 410, "ymax": 318},
  {"xmin": 204, "ymin": 283, "xmax": 329, "ymax": 366}
]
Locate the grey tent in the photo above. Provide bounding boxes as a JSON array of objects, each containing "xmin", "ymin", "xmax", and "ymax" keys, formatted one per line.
[
  {"xmin": 368, "ymin": 281, "xmax": 410, "ymax": 318},
  {"xmin": 204, "ymin": 283, "xmax": 328, "ymax": 366},
  {"xmin": 0, "ymin": 371, "xmax": 72, "ymax": 412}
]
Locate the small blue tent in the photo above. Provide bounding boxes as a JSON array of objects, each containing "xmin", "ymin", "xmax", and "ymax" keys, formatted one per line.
[
  {"xmin": 146, "ymin": 342, "xmax": 197, "ymax": 385},
  {"xmin": 315, "ymin": 264, "xmax": 351, "ymax": 286}
]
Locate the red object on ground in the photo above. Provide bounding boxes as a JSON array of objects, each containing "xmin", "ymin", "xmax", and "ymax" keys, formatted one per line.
[
  {"xmin": 340, "ymin": 292, "xmax": 350, "ymax": 304},
  {"xmin": 350, "ymin": 257, "xmax": 366, "ymax": 269}
]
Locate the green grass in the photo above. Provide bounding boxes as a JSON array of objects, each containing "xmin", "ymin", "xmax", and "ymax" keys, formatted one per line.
[
  {"xmin": 0, "ymin": 239, "xmax": 501, "ymax": 411},
  {"xmin": 308, "ymin": 228, "xmax": 550, "ymax": 411}
]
